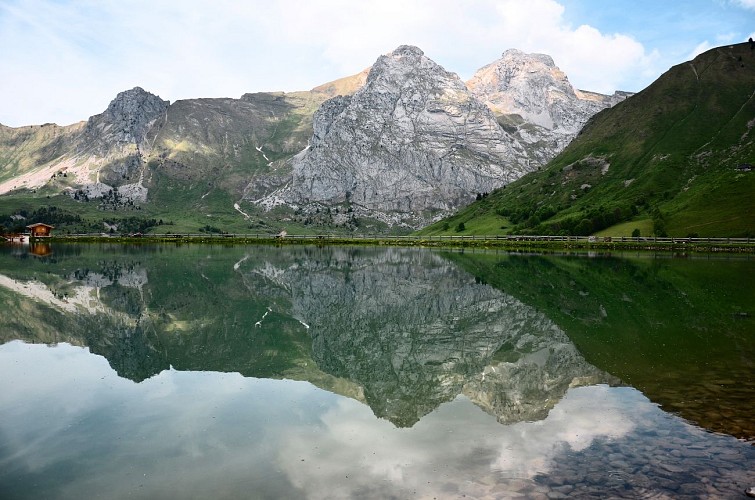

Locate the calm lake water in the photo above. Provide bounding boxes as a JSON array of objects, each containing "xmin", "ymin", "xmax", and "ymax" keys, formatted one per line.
[{"xmin": 0, "ymin": 243, "xmax": 753, "ymax": 499}]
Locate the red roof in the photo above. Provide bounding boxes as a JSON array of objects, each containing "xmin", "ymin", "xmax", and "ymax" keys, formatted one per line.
[{"xmin": 26, "ymin": 223, "xmax": 55, "ymax": 229}]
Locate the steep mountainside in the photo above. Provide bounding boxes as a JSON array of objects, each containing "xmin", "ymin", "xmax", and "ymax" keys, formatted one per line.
[
  {"xmin": 0, "ymin": 46, "xmax": 623, "ymax": 234},
  {"xmin": 467, "ymin": 49, "xmax": 631, "ymax": 165},
  {"xmin": 264, "ymin": 45, "xmax": 533, "ymax": 228},
  {"xmin": 422, "ymin": 42, "xmax": 755, "ymax": 237},
  {"xmin": 0, "ymin": 121, "xmax": 85, "ymax": 188}
]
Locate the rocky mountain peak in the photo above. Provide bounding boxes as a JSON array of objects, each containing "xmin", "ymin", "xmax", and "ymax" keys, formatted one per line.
[
  {"xmin": 467, "ymin": 49, "xmax": 578, "ymax": 129},
  {"xmin": 501, "ymin": 48, "xmax": 557, "ymax": 69},
  {"xmin": 269, "ymin": 45, "xmax": 531, "ymax": 228},
  {"xmin": 87, "ymin": 87, "xmax": 169, "ymax": 147},
  {"xmin": 366, "ymin": 44, "xmax": 462, "ymax": 91},
  {"xmin": 392, "ymin": 44, "xmax": 425, "ymax": 57},
  {"xmin": 467, "ymin": 48, "xmax": 630, "ymax": 164}
]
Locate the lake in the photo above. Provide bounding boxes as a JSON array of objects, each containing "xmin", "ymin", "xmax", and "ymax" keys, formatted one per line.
[{"xmin": 0, "ymin": 243, "xmax": 753, "ymax": 499}]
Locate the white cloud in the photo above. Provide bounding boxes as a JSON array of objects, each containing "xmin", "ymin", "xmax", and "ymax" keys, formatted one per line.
[
  {"xmin": 0, "ymin": 0, "xmax": 662, "ymax": 126},
  {"xmin": 715, "ymin": 32, "xmax": 739, "ymax": 43},
  {"xmin": 262, "ymin": 0, "xmax": 658, "ymax": 93},
  {"xmin": 277, "ymin": 386, "xmax": 642, "ymax": 498},
  {"xmin": 688, "ymin": 40, "xmax": 714, "ymax": 59},
  {"xmin": 731, "ymin": 0, "xmax": 755, "ymax": 9}
]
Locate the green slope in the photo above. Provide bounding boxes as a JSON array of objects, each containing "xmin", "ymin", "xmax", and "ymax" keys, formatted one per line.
[{"xmin": 422, "ymin": 42, "xmax": 755, "ymax": 238}]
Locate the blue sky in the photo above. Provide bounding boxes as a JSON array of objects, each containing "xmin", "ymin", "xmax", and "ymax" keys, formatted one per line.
[{"xmin": 1, "ymin": 0, "xmax": 753, "ymax": 127}]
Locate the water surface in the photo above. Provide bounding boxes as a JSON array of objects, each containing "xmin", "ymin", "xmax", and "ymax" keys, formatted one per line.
[{"xmin": 0, "ymin": 244, "xmax": 753, "ymax": 499}]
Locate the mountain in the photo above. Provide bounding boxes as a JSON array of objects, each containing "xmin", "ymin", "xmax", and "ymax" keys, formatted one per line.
[
  {"xmin": 467, "ymin": 49, "xmax": 631, "ymax": 165},
  {"xmin": 0, "ymin": 88, "xmax": 335, "ymax": 234},
  {"xmin": 0, "ymin": 46, "xmax": 623, "ymax": 234},
  {"xmin": 421, "ymin": 42, "xmax": 755, "ymax": 237},
  {"xmin": 260, "ymin": 45, "xmax": 533, "ymax": 228}
]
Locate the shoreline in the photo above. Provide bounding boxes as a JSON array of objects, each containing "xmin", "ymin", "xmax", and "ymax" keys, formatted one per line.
[{"xmin": 28, "ymin": 234, "xmax": 755, "ymax": 254}]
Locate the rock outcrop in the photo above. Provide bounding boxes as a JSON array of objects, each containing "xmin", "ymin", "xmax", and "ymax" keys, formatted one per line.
[
  {"xmin": 84, "ymin": 87, "xmax": 169, "ymax": 150},
  {"xmin": 73, "ymin": 87, "xmax": 169, "ymax": 190},
  {"xmin": 467, "ymin": 49, "xmax": 631, "ymax": 165},
  {"xmin": 269, "ymin": 45, "xmax": 533, "ymax": 228}
]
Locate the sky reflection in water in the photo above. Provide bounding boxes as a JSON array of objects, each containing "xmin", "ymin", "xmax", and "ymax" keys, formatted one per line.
[{"xmin": 1, "ymin": 340, "xmax": 749, "ymax": 499}]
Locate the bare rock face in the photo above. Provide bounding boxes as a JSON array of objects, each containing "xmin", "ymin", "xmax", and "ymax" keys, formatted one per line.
[
  {"xmin": 275, "ymin": 45, "xmax": 532, "ymax": 228},
  {"xmin": 84, "ymin": 87, "xmax": 169, "ymax": 149},
  {"xmin": 467, "ymin": 49, "xmax": 631, "ymax": 165},
  {"xmin": 74, "ymin": 87, "xmax": 169, "ymax": 193}
]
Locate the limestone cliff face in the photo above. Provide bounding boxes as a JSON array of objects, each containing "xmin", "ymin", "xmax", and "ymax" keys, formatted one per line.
[
  {"xmin": 273, "ymin": 46, "xmax": 532, "ymax": 228},
  {"xmin": 84, "ymin": 87, "xmax": 169, "ymax": 150},
  {"xmin": 76, "ymin": 87, "xmax": 169, "ymax": 189},
  {"xmin": 467, "ymin": 49, "xmax": 631, "ymax": 165}
]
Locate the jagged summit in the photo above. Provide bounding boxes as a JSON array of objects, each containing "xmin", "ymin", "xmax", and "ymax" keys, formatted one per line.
[
  {"xmin": 88, "ymin": 87, "xmax": 169, "ymax": 146},
  {"xmin": 270, "ymin": 45, "xmax": 531, "ymax": 227},
  {"xmin": 467, "ymin": 49, "xmax": 629, "ymax": 164},
  {"xmin": 390, "ymin": 44, "xmax": 424, "ymax": 57},
  {"xmin": 501, "ymin": 48, "xmax": 558, "ymax": 69},
  {"xmin": 365, "ymin": 44, "xmax": 463, "ymax": 90}
]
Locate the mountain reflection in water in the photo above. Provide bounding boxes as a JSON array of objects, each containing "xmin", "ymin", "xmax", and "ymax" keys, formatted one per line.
[
  {"xmin": 0, "ymin": 244, "xmax": 617, "ymax": 426},
  {"xmin": 0, "ymin": 244, "xmax": 753, "ymax": 499}
]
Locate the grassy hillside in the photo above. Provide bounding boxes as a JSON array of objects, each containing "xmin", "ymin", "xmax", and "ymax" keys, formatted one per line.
[
  {"xmin": 421, "ymin": 42, "xmax": 755, "ymax": 238},
  {"xmin": 0, "ymin": 122, "xmax": 85, "ymax": 185}
]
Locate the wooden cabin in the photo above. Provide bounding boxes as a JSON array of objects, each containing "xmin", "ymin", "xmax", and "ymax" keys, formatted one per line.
[{"xmin": 26, "ymin": 223, "xmax": 54, "ymax": 238}]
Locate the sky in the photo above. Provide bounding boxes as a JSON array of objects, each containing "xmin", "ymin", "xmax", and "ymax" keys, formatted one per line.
[{"xmin": 1, "ymin": 0, "xmax": 754, "ymax": 127}]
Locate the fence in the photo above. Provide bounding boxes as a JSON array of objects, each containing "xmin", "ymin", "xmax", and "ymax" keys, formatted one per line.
[{"xmin": 58, "ymin": 233, "xmax": 754, "ymax": 245}]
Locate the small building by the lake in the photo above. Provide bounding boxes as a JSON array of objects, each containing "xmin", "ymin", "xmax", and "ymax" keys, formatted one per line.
[{"xmin": 26, "ymin": 223, "xmax": 54, "ymax": 238}]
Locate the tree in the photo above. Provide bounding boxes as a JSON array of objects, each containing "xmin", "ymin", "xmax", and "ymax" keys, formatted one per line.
[
  {"xmin": 651, "ymin": 207, "xmax": 667, "ymax": 237},
  {"xmin": 455, "ymin": 222, "xmax": 466, "ymax": 232},
  {"xmin": 631, "ymin": 228, "xmax": 641, "ymax": 238}
]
